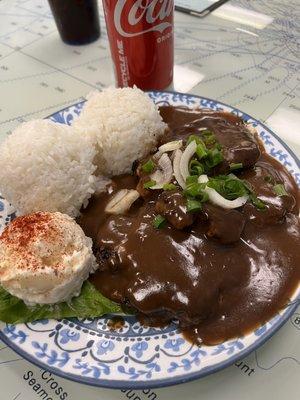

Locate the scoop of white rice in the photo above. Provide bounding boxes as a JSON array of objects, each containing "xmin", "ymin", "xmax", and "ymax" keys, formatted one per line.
[
  {"xmin": 0, "ymin": 119, "xmax": 104, "ymax": 217},
  {"xmin": 73, "ymin": 87, "xmax": 166, "ymax": 176}
]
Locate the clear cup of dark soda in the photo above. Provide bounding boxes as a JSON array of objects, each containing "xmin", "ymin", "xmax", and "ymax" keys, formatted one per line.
[{"xmin": 48, "ymin": 0, "xmax": 100, "ymax": 45}]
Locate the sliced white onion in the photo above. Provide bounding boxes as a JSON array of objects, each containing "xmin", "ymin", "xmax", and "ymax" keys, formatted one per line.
[
  {"xmin": 180, "ymin": 140, "xmax": 197, "ymax": 182},
  {"xmin": 198, "ymin": 174, "xmax": 209, "ymax": 184},
  {"xmin": 206, "ymin": 188, "xmax": 248, "ymax": 209},
  {"xmin": 198, "ymin": 174, "xmax": 248, "ymax": 209},
  {"xmin": 158, "ymin": 140, "xmax": 182, "ymax": 154},
  {"xmin": 105, "ymin": 189, "xmax": 128, "ymax": 209},
  {"xmin": 173, "ymin": 149, "xmax": 186, "ymax": 189},
  {"xmin": 150, "ymin": 153, "xmax": 173, "ymax": 189},
  {"xmin": 153, "ymin": 140, "xmax": 183, "ymax": 160},
  {"xmin": 105, "ymin": 189, "xmax": 140, "ymax": 214}
]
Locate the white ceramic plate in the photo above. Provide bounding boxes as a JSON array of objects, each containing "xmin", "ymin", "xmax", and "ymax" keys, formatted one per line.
[{"xmin": 0, "ymin": 91, "xmax": 299, "ymax": 389}]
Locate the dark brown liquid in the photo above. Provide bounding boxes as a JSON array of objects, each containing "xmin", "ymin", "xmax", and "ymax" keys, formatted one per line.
[
  {"xmin": 79, "ymin": 106, "xmax": 300, "ymax": 345},
  {"xmin": 48, "ymin": 0, "xmax": 100, "ymax": 45}
]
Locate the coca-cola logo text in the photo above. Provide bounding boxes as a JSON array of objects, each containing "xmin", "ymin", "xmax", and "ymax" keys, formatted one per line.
[{"xmin": 114, "ymin": 0, "xmax": 173, "ymax": 37}]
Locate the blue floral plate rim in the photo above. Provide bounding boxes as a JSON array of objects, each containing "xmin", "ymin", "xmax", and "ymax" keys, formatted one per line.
[{"xmin": 0, "ymin": 90, "xmax": 299, "ymax": 390}]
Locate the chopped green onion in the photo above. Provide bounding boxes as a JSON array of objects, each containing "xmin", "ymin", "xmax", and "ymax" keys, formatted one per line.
[
  {"xmin": 196, "ymin": 143, "xmax": 207, "ymax": 159},
  {"xmin": 189, "ymin": 159, "xmax": 204, "ymax": 176},
  {"xmin": 186, "ymin": 198, "xmax": 202, "ymax": 213},
  {"xmin": 207, "ymin": 175, "xmax": 248, "ymax": 200},
  {"xmin": 203, "ymin": 136, "xmax": 216, "ymax": 147},
  {"xmin": 229, "ymin": 163, "xmax": 243, "ymax": 171},
  {"xmin": 242, "ymin": 179, "xmax": 253, "ymax": 192},
  {"xmin": 249, "ymin": 193, "xmax": 266, "ymax": 210},
  {"xmin": 201, "ymin": 130, "xmax": 214, "ymax": 137},
  {"xmin": 184, "ymin": 181, "xmax": 208, "ymax": 203},
  {"xmin": 184, "ymin": 182, "xmax": 205, "ymax": 197},
  {"xmin": 186, "ymin": 175, "xmax": 198, "ymax": 185},
  {"xmin": 143, "ymin": 180, "xmax": 156, "ymax": 189},
  {"xmin": 273, "ymin": 183, "xmax": 288, "ymax": 196},
  {"xmin": 203, "ymin": 174, "xmax": 266, "ymax": 210},
  {"xmin": 203, "ymin": 136, "xmax": 216, "ymax": 146},
  {"xmin": 187, "ymin": 133, "xmax": 223, "ymax": 173},
  {"xmin": 153, "ymin": 214, "xmax": 166, "ymax": 229},
  {"xmin": 264, "ymin": 175, "xmax": 274, "ymax": 184},
  {"xmin": 193, "ymin": 165, "xmax": 205, "ymax": 175},
  {"xmin": 201, "ymin": 130, "xmax": 216, "ymax": 146},
  {"xmin": 204, "ymin": 148, "xmax": 223, "ymax": 169},
  {"xmin": 201, "ymin": 129, "xmax": 214, "ymax": 135},
  {"xmin": 190, "ymin": 159, "xmax": 201, "ymax": 168},
  {"xmin": 187, "ymin": 134, "xmax": 201, "ymax": 145},
  {"xmin": 241, "ymin": 180, "xmax": 266, "ymax": 210},
  {"xmin": 184, "ymin": 183, "xmax": 201, "ymax": 197},
  {"xmin": 142, "ymin": 159, "xmax": 155, "ymax": 173},
  {"xmin": 163, "ymin": 183, "xmax": 177, "ymax": 191},
  {"xmin": 198, "ymin": 191, "xmax": 209, "ymax": 203}
]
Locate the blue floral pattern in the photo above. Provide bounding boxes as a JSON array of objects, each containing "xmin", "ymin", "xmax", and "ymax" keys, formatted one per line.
[
  {"xmin": 74, "ymin": 359, "xmax": 110, "ymax": 378},
  {"xmin": 131, "ymin": 341, "xmax": 148, "ymax": 358},
  {"xmin": 164, "ymin": 338, "xmax": 185, "ymax": 352},
  {"xmin": 0, "ymin": 91, "xmax": 299, "ymax": 389},
  {"xmin": 118, "ymin": 363, "xmax": 161, "ymax": 380},
  {"xmin": 59, "ymin": 329, "xmax": 80, "ymax": 344},
  {"xmin": 168, "ymin": 349, "xmax": 206, "ymax": 372},
  {"xmin": 3, "ymin": 325, "xmax": 27, "ymax": 344},
  {"xmin": 96, "ymin": 340, "xmax": 115, "ymax": 355},
  {"xmin": 32, "ymin": 342, "xmax": 70, "ymax": 367}
]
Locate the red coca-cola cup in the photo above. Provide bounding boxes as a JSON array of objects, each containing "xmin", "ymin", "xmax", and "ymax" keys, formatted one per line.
[{"xmin": 103, "ymin": 0, "xmax": 174, "ymax": 90}]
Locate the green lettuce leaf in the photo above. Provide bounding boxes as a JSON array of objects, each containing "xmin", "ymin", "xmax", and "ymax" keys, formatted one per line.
[{"xmin": 0, "ymin": 281, "xmax": 122, "ymax": 324}]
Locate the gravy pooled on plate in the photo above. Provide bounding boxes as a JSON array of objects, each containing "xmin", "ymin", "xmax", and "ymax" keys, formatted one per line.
[{"xmin": 79, "ymin": 106, "xmax": 300, "ymax": 345}]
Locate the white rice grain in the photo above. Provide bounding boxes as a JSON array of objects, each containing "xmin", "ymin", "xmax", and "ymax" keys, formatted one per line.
[
  {"xmin": 0, "ymin": 120, "xmax": 103, "ymax": 217},
  {"xmin": 73, "ymin": 87, "xmax": 167, "ymax": 176}
]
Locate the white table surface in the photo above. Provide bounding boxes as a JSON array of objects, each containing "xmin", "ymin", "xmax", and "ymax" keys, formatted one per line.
[{"xmin": 0, "ymin": 0, "xmax": 299, "ymax": 399}]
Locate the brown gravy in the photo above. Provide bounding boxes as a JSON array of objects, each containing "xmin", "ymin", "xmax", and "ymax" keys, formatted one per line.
[
  {"xmin": 79, "ymin": 106, "xmax": 300, "ymax": 345},
  {"xmin": 107, "ymin": 316, "xmax": 125, "ymax": 331}
]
